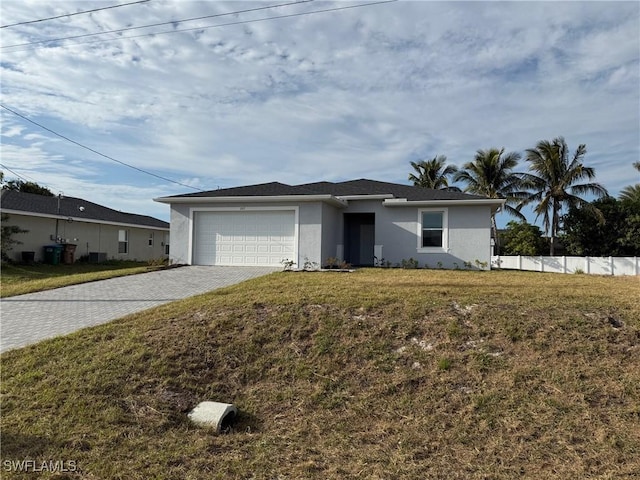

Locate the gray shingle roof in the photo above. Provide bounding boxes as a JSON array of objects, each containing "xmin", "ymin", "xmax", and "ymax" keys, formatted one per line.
[
  {"xmin": 169, "ymin": 182, "xmax": 320, "ymax": 198},
  {"xmin": 163, "ymin": 178, "xmax": 488, "ymax": 201},
  {"xmin": 300, "ymin": 179, "xmax": 487, "ymax": 201},
  {"xmin": 1, "ymin": 190, "xmax": 169, "ymax": 229}
]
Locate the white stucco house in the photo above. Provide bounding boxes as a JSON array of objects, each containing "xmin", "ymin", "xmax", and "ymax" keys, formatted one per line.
[
  {"xmin": 1, "ymin": 189, "xmax": 170, "ymax": 263},
  {"xmin": 155, "ymin": 179, "xmax": 504, "ymax": 269}
]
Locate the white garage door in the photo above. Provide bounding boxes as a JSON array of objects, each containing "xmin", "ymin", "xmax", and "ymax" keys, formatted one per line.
[{"xmin": 193, "ymin": 210, "xmax": 296, "ymax": 266}]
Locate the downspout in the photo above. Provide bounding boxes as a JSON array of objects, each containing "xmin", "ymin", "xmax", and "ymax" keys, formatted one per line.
[{"xmin": 55, "ymin": 193, "xmax": 62, "ymax": 243}]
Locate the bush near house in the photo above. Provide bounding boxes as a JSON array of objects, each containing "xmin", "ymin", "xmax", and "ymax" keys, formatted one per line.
[
  {"xmin": 499, "ymin": 221, "xmax": 547, "ymax": 256},
  {"xmin": 0, "ymin": 213, "xmax": 28, "ymax": 263}
]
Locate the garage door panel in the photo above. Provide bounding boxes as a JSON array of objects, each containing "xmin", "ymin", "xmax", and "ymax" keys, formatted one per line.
[{"xmin": 194, "ymin": 211, "xmax": 296, "ymax": 266}]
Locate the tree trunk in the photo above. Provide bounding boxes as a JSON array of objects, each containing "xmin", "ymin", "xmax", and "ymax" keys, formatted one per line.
[
  {"xmin": 491, "ymin": 214, "xmax": 500, "ymax": 255},
  {"xmin": 550, "ymin": 202, "xmax": 558, "ymax": 256}
]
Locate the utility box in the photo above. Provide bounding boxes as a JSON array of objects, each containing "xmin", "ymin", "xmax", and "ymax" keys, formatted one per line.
[
  {"xmin": 62, "ymin": 244, "xmax": 77, "ymax": 264},
  {"xmin": 43, "ymin": 245, "xmax": 63, "ymax": 265},
  {"xmin": 88, "ymin": 252, "xmax": 107, "ymax": 263}
]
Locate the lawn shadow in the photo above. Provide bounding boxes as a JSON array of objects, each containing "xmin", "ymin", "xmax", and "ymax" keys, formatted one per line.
[
  {"xmin": 231, "ymin": 410, "xmax": 264, "ymax": 434},
  {"xmin": 0, "ymin": 431, "xmax": 57, "ymax": 457}
]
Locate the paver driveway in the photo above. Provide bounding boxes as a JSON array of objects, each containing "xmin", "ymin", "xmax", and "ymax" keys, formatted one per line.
[{"xmin": 0, "ymin": 266, "xmax": 278, "ymax": 353}]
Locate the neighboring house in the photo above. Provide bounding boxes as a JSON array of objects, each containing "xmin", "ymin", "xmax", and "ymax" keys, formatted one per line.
[
  {"xmin": 1, "ymin": 190, "xmax": 170, "ymax": 263},
  {"xmin": 154, "ymin": 179, "xmax": 504, "ymax": 269}
]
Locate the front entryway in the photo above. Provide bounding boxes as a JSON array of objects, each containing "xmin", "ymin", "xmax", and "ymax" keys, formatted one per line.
[{"xmin": 344, "ymin": 213, "xmax": 375, "ymax": 266}]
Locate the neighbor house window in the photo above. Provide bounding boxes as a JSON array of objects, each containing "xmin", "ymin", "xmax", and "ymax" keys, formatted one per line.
[
  {"xmin": 418, "ymin": 209, "xmax": 448, "ymax": 251},
  {"xmin": 118, "ymin": 229, "xmax": 129, "ymax": 254},
  {"xmin": 148, "ymin": 232, "xmax": 154, "ymax": 247}
]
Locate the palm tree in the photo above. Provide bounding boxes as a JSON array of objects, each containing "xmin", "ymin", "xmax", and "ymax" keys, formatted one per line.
[
  {"xmin": 453, "ymin": 147, "xmax": 528, "ymax": 253},
  {"xmin": 619, "ymin": 162, "xmax": 640, "ymax": 203},
  {"xmin": 408, "ymin": 155, "xmax": 459, "ymax": 191},
  {"xmin": 521, "ymin": 137, "xmax": 608, "ymax": 255}
]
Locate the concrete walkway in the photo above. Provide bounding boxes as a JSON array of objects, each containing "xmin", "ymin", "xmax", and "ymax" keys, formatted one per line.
[{"xmin": 0, "ymin": 266, "xmax": 278, "ymax": 353}]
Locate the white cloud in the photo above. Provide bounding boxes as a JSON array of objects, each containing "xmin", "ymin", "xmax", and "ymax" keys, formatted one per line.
[
  {"xmin": 1, "ymin": 124, "xmax": 26, "ymax": 138},
  {"xmin": 0, "ymin": 0, "xmax": 638, "ymax": 226}
]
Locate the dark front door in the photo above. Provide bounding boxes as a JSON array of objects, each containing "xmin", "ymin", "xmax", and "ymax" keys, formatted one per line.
[{"xmin": 344, "ymin": 213, "xmax": 375, "ymax": 266}]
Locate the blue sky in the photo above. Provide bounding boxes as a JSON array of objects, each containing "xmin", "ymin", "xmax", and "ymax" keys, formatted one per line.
[{"xmin": 1, "ymin": 0, "xmax": 638, "ymax": 229}]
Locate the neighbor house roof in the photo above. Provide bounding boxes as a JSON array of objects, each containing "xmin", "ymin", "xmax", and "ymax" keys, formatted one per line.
[
  {"xmin": 155, "ymin": 178, "xmax": 502, "ymax": 207},
  {"xmin": 1, "ymin": 190, "xmax": 169, "ymax": 229}
]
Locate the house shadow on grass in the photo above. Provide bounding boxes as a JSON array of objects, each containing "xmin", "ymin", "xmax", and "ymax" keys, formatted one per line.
[{"xmin": 0, "ymin": 431, "xmax": 58, "ymax": 458}]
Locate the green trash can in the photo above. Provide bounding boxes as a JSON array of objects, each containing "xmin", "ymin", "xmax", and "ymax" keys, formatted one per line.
[{"xmin": 43, "ymin": 245, "xmax": 63, "ymax": 265}]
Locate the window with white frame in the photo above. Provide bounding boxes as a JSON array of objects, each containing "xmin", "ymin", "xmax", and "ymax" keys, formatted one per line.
[
  {"xmin": 148, "ymin": 232, "xmax": 154, "ymax": 247},
  {"xmin": 118, "ymin": 229, "xmax": 129, "ymax": 254},
  {"xmin": 418, "ymin": 209, "xmax": 448, "ymax": 251}
]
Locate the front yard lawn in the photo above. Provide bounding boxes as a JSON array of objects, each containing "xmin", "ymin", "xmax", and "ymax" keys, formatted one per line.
[
  {"xmin": 1, "ymin": 269, "xmax": 639, "ymax": 479},
  {"xmin": 0, "ymin": 261, "xmax": 166, "ymax": 297}
]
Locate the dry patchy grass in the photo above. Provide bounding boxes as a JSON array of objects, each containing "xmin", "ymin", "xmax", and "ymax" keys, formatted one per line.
[{"xmin": 1, "ymin": 269, "xmax": 639, "ymax": 479}]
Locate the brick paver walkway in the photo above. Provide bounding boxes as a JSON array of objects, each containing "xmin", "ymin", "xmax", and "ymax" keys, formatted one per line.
[{"xmin": 0, "ymin": 266, "xmax": 277, "ymax": 353}]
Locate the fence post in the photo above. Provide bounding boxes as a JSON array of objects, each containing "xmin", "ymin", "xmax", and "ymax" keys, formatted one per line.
[
  {"xmin": 610, "ymin": 256, "xmax": 614, "ymax": 276},
  {"xmin": 636, "ymin": 257, "xmax": 639, "ymax": 276},
  {"xmin": 540, "ymin": 256, "xmax": 544, "ymax": 272},
  {"xmin": 562, "ymin": 256, "xmax": 566, "ymax": 274},
  {"xmin": 518, "ymin": 255, "xmax": 522, "ymax": 270},
  {"xmin": 585, "ymin": 257, "xmax": 590, "ymax": 274}
]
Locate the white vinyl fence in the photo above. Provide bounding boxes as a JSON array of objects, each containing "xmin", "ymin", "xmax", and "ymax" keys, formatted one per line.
[{"xmin": 491, "ymin": 255, "xmax": 640, "ymax": 276}]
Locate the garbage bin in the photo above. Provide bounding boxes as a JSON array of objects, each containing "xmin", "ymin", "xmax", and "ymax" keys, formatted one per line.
[
  {"xmin": 43, "ymin": 245, "xmax": 63, "ymax": 265},
  {"xmin": 62, "ymin": 244, "xmax": 77, "ymax": 264},
  {"xmin": 21, "ymin": 251, "xmax": 35, "ymax": 265}
]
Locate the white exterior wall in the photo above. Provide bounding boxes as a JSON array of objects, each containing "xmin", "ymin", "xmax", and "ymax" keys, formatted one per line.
[
  {"xmin": 335, "ymin": 201, "xmax": 493, "ymax": 269},
  {"xmin": 3, "ymin": 213, "xmax": 168, "ymax": 263},
  {"xmin": 321, "ymin": 202, "xmax": 342, "ymax": 265},
  {"xmin": 169, "ymin": 204, "xmax": 191, "ymax": 264},
  {"xmin": 168, "ymin": 199, "xmax": 494, "ymax": 269},
  {"xmin": 447, "ymin": 205, "xmax": 493, "ymax": 268},
  {"xmin": 299, "ymin": 202, "xmax": 323, "ymax": 268}
]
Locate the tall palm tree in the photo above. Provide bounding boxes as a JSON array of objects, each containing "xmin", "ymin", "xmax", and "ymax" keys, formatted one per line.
[
  {"xmin": 521, "ymin": 137, "xmax": 608, "ymax": 255},
  {"xmin": 619, "ymin": 161, "xmax": 640, "ymax": 203},
  {"xmin": 408, "ymin": 155, "xmax": 459, "ymax": 191},
  {"xmin": 453, "ymin": 147, "xmax": 528, "ymax": 253}
]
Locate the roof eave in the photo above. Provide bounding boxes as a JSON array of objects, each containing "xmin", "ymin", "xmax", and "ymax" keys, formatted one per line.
[
  {"xmin": 337, "ymin": 194, "xmax": 395, "ymax": 201},
  {"xmin": 1, "ymin": 209, "xmax": 169, "ymax": 230},
  {"xmin": 154, "ymin": 194, "xmax": 348, "ymax": 207},
  {"xmin": 383, "ymin": 198, "xmax": 506, "ymax": 209}
]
